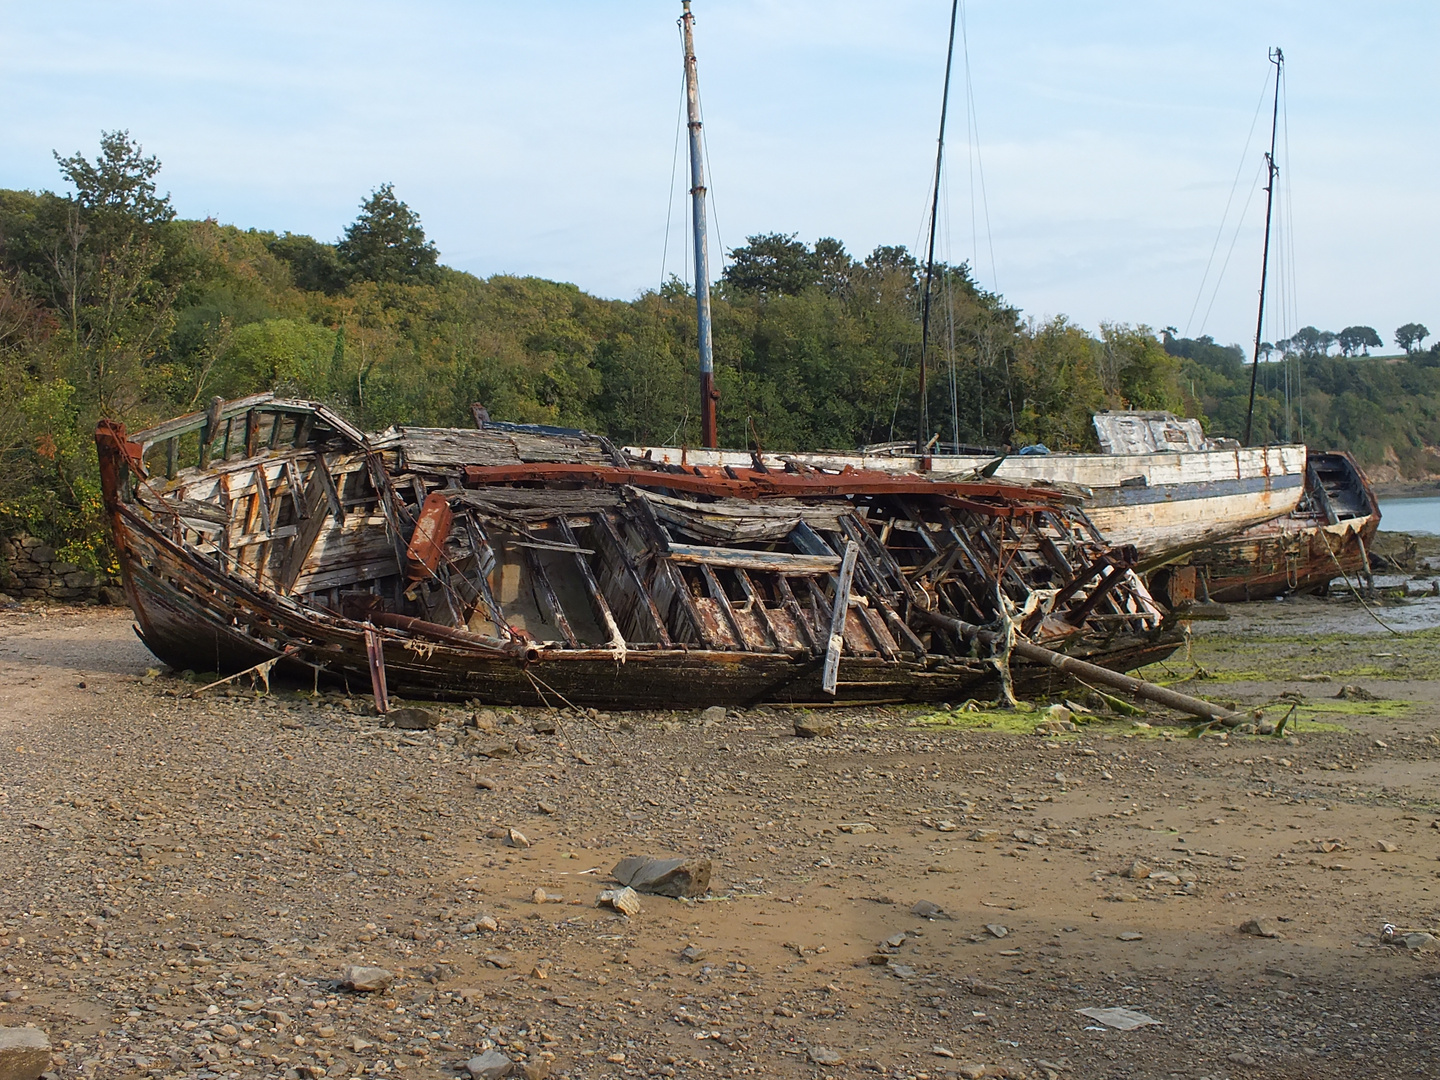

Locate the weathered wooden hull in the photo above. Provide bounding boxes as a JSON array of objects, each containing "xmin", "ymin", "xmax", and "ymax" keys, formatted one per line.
[
  {"xmin": 1181, "ymin": 450, "xmax": 1381, "ymax": 602},
  {"xmin": 625, "ymin": 444, "xmax": 1308, "ymax": 567},
  {"xmin": 111, "ymin": 501, "xmax": 1176, "ymax": 707},
  {"xmin": 1197, "ymin": 518, "xmax": 1379, "ymax": 602},
  {"xmin": 97, "ymin": 395, "xmax": 1183, "ymax": 711}
]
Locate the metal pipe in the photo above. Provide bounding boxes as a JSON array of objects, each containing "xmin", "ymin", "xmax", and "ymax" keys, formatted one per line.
[
  {"xmin": 913, "ymin": 608, "xmax": 1239, "ymax": 724},
  {"xmin": 681, "ymin": 1, "xmax": 718, "ymax": 448}
]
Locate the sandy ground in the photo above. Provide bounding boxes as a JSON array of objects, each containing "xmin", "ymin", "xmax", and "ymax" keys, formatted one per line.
[{"xmin": 2, "ymin": 587, "xmax": 1440, "ymax": 1080}]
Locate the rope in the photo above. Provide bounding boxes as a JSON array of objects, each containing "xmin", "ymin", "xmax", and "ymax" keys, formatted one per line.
[{"xmin": 1319, "ymin": 530, "xmax": 1400, "ymax": 636}]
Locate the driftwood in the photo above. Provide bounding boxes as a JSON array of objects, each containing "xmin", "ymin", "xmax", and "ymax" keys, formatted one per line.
[{"xmin": 914, "ymin": 608, "xmax": 1237, "ymax": 724}]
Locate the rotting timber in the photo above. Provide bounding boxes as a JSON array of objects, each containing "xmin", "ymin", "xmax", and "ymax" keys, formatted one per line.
[{"xmin": 95, "ymin": 395, "xmax": 1184, "ymax": 709}]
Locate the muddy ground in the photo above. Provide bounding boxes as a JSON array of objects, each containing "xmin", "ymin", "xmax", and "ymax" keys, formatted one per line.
[{"xmin": 2, "ymin": 577, "xmax": 1440, "ymax": 1080}]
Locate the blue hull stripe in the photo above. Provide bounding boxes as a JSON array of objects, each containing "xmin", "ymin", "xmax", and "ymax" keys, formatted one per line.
[{"xmin": 1089, "ymin": 472, "xmax": 1303, "ymax": 509}]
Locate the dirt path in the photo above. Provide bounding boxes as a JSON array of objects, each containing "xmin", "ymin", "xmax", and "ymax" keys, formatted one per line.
[{"xmin": 1, "ymin": 602, "xmax": 1438, "ymax": 1080}]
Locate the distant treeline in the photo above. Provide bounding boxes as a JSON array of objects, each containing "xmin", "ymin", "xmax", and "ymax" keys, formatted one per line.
[{"xmin": 0, "ymin": 131, "xmax": 1436, "ymax": 568}]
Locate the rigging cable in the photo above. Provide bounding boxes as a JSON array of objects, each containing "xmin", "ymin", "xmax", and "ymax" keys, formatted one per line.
[
  {"xmin": 1184, "ymin": 68, "xmax": 1274, "ymax": 337},
  {"xmin": 660, "ymin": 64, "xmax": 688, "ymax": 290},
  {"xmin": 959, "ymin": 0, "xmax": 998, "ymax": 290},
  {"xmin": 1196, "ymin": 161, "xmax": 1265, "ymax": 337}
]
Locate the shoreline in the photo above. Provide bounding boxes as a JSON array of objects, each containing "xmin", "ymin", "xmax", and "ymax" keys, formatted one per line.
[{"xmin": 1372, "ymin": 477, "xmax": 1440, "ymax": 498}]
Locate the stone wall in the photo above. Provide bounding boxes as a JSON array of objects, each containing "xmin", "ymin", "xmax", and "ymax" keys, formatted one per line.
[{"xmin": 0, "ymin": 534, "xmax": 124, "ymax": 605}]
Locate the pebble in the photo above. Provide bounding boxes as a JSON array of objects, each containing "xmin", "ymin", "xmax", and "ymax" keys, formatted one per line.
[
  {"xmin": 466, "ymin": 1048, "xmax": 516, "ymax": 1079},
  {"xmin": 700, "ymin": 705, "xmax": 726, "ymax": 723},
  {"xmin": 680, "ymin": 944, "xmax": 708, "ymax": 963},
  {"xmin": 506, "ymin": 827, "xmax": 530, "ymax": 848},
  {"xmin": 1239, "ymin": 918, "xmax": 1283, "ymax": 939},
  {"xmin": 1118, "ymin": 931, "xmax": 1144, "ymax": 941},
  {"xmin": 389, "ymin": 706, "xmax": 441, "ymax": 729},
  {"xmin": 340, "ymin": 965, "xmax": 394, "ymax": 992},
  {"xmin": 794, "ymin": 716, "xmax": 837, "ymax": 738},
  {"xmin": 984, "ymin": 923, "xmax": 1009, "ymax": 939},
  {"xmin": 1121, "ymin": 858, "xmax": 1151, "ymax": 879},
  {"xmin": 808, "ymin": 1046, "xmax": 844, "ymax": 1066},
  {"xmin": 598, "ymin": 886, "xmax": 642, "ymax": 917}
]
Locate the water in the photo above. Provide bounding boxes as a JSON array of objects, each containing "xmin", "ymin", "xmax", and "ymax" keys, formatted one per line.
[{"xmin": 1378, "ymin": 495, "xmax": 1440, "ymax": 535}]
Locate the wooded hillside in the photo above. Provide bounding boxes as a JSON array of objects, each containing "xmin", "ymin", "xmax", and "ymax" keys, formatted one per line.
[{"xmin": 2, "ymin": 133, "xmax": 1436, "ymax": 569}]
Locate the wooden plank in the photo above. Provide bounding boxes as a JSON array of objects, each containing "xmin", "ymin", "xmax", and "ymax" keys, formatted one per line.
[
  {"xmin": 165, "ymin": 437, "xmax": 178, "ymax": 480},
  {"xmin": 700, "ymin": 564, "xmax": 750, "ymax": 650},
  {"xmin": 245, "ymin": 409, "xmax": 261, "ymax": 457},
  {"xmin": 597, "ymin": 512, "xmax": 672, "ymax": 647},
  {"xmin": 666, "ymin": 543, "xmax": 838, "ymax": 574},
  {"xmin": 198, "ymin": 396, "xmax": 224, "ymax": 469},
  {"xmin": 253, "ymin": 465, "xmax": 274, "ymax": 533},
  {"xmin": 278, "ymin": 455, "xmax": 332, "ymax": 593},
  {"xmin": 313, "ymin": 455, "xmax": 345, "ymax": 519},
  {"xmin": 461, "ymin": 515, "xmax": 511, "ymax": 636},
  {"xmin": 135, "ymin": 391, "xmax": 276, "ymax": 450},
  {"xmin": 822, "ymin": 541, "xmax": 860, "ymax": 695},
  {"xmin": 734, "ymin": 569, "xmax": 781, "ymax": 650},
  {"xmin": 557, "ymin": 518, "xmax": 628, "ymax": 652},
  {"xmin": 773, "ymin": 575, "xmax": 819, "ymax": 652},
  {"xmin": 523, "ymin": 548, "xmax": 578, "ymax": 647}
]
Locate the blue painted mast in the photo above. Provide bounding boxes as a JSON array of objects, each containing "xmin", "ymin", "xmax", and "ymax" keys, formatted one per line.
[{"xmin": 681, "ymin": 1, "xmax": 718, "ymax": 448}]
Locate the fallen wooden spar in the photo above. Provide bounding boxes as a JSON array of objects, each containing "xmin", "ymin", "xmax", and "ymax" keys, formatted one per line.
[
  {"xmin": 912, "ymin": 609, "xmax": 1238, "ymax": 723},
  {"xmin": 95, "ymin": 395, "xmax": 1183, "ymax": 708}
]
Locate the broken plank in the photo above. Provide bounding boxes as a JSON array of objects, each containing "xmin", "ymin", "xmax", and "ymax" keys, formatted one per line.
[{"xmin": 822, "ymin": 541, "xmax": 860, "ymax": 695}]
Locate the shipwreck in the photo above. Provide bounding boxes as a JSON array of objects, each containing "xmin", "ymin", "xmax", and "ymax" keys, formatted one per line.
[{"xmin": 94, "ymin": 394, "xmax": 1189, "ymax": 710}]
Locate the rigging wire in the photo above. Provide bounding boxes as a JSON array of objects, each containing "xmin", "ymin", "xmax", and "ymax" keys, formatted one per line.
[
  {"xmin": 1280, "ymin": 65, "xmax": 1302, "ymax": 441},
  {"xmin": 660, "ymin": 65, "xmax": 688, "ymax": 290},
  {"xmin": 696, "ymin": 81, "xmax": 728, "ymax": 273},
  {"xmin": 1184, "ymin": 68, "xmax": 1274, "ymax": 337},
  {"xmin": 1196, "ymin": 160, "xmax": 1266, "ymax": 337},
  {"xmin": 958, "ymin": 1, "xmax": 998, "ymax": 290}
]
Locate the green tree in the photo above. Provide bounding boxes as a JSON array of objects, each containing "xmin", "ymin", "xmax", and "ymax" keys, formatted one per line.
[
  {"xmin": 337, "ymin": 183, "xmax": 440, "ymax": 285},
  {"xmin": 1337, "ymin": 325, "xmax": 1382, "ymax": 356},
  {"xmin": 721, "ymin": 233, "xmax": 817, "ymax": 297},
  {"xmin": 48, "ymin": 130, "xmax": 187, "ymax": 417},
  {"xmin": 1396, "ymin": 322, "xmax": 1430, "ymax": 354}
]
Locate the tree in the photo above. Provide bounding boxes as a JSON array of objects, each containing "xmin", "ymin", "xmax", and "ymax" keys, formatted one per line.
[
  {"xmin": 336, "ymin": 183, "xmax": 439, "ymax": 285},
  {"xmin": 1337, "ymin": 325, "xmax": 1383, "ymax": 356},
  {"xmin": 722, "ymin": 233, "xmax": 817, "ymax": 297},
  {"xmin": 1288, "ymin": 326, "xmax": 1327, "ymax": 357},
  {"xmin": 49, "ymin": 130, "xmax": 184, "ymax": 416},
  {"xmin": 1396, "ymin": 322, "xmax": 1431, "ymax": 354}
]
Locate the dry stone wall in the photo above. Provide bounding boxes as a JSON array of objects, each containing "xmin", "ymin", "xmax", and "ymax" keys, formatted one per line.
[{"xmin": 0, "ymin": 534, "xmax": 124, "ymax": 605}]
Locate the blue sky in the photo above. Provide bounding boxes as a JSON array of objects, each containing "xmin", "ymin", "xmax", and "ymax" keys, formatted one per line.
[{"xmin": 2, "ymin": 1, "xmax": 1434, "ymax": 352}]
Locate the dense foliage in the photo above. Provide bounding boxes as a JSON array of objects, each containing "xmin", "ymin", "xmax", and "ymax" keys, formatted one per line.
[{"xmin": 1, "ymin": 133, "xmax": 1436, "ymax": 566}]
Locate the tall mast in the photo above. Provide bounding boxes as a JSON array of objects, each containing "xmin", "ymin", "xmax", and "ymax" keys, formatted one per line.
[
  {"xmin": 917, "ymin": 0, "xmax": 960, "ymax": 454},
  {"xmin": 681, "ymin": 1, "xmax": 718, "ymax": 449},
  {"xmin": 1243, "ymin": 46, "xmax": 1284, "ymax": 447}
]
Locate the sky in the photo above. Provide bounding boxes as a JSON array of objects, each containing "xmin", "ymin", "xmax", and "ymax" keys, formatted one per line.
[{"xmin": 2, "ymin": 1, "xmax": 1435, "ymax": 352}]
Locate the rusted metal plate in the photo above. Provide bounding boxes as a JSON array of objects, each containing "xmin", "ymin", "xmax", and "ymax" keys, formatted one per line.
[{"xmin": 405, "ymin": 491, "xmax": 454, "ymax": 582}]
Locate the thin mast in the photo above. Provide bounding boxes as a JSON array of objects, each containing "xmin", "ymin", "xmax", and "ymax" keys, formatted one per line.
[
  {"xmin": 1243, "ymin": 46, "xmax": 1284, "ymax": 447},
  {"xmin": 918, "ymin": 0, "xmax": 961, "ymax": 454},
  {"xmin": 681, "ymin": 1, "xmax": 718, "ymax": 449}
]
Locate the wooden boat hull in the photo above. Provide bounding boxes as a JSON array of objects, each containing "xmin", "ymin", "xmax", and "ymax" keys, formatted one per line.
[
  {"xmin": 1168, "ymin": 451, "xmax": 1381, "ymax": 603},
  {"xmin": 97, "ymin": 395, "xmax": 1182, "ymax": 710}
]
